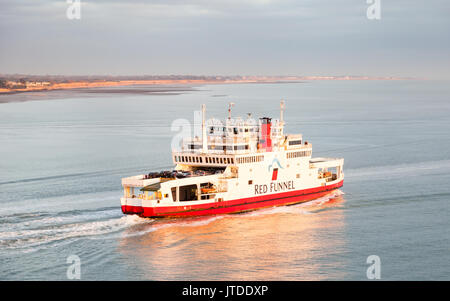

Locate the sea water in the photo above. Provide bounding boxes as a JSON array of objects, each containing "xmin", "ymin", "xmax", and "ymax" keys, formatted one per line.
[{"xmin": 0, "ymin": 80, "xmax": 449, "ymax": 280}]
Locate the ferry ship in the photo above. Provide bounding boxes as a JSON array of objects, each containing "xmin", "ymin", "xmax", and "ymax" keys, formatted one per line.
[{"xmin": 121, "ymin": 101, "xmax": 344, "ymax": 217}]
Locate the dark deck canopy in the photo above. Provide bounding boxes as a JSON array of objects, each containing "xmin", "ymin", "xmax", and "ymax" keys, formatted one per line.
[{"xmin": 140, "ymin": 178, "xmax": 172, "ymax": 191}]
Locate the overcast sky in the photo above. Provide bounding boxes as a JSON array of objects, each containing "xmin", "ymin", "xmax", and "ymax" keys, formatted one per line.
[{"xmin": 1, "ymin": 0, "xmax": 449, "ymax": 79}]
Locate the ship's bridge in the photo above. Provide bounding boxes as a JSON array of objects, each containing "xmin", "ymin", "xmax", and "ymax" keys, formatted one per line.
[
  {"xmin": 175, "ymin": 129, "xmax": 312, "ymax": 169},
  {"xmin": 171, "ymin": 102, "xmax": 311, "ymax": 167}
]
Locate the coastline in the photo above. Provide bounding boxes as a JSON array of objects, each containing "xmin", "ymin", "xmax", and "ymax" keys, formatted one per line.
[
  {"xmin": 0, "ymin": 79, "xmax": 212, "ymax": 95},
  {"xmin": 0, "ymin": 76, "xmax": 416, "ymax": 104},
  {"xmin": 0, "ymin": 84, "xmax": 199, "ymax": 104},
  {"xmin": 0, "ymin": 75, "xmax": 412, "ymax": 95}
]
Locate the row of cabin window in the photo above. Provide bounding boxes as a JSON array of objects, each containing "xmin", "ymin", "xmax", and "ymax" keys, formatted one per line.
[
  {"xmin": 187, "ymin": 144, "xmax": 249, "ymax": 151},
  {"xmin": 287, "ymin": 150, "xmax": 311, "ymax": 159},
  {"xmin": 210, "ymin": 126, "xmax": 259, "ymax": 135},
  {"xmin": 208, "ymin": 144, "xmax": 249, "ymax": 151},
  {"xmin": 205, "ymin": 157, "xmax": 234, "ymax": 164},
  {"xmin": 236, "ymin": 155, "xmax": 264, "ymax": 164},
  {"xmin": 209, "ymin": 127, "xmax": 283, "ymax": 135},
  {"xmin": 175, "ymin": 155, "xmax": 234, "ymax": 165}
]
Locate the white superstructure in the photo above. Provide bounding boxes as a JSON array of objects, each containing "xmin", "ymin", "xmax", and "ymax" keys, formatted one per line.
[{"xmin": 121, "ymin": 101, "xmax": 344, "ymax": 217}]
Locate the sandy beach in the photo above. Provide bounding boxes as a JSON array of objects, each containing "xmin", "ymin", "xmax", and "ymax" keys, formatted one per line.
[
  {"xmin": 0, "ymin": 77, "xmax": 306, "ymax": 103},
  {"xmin": 0, "ymin": 78, "xmax": 291, "ymax": 95},
  {"xmin": 0, "ymin": 76, "xmax": 414, "ymax": 104},
  {"xmin": 0, "ymin": 76, "xmax": 410, "ymax": 95}
]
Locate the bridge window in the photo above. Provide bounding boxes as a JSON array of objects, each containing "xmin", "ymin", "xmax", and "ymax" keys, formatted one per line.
[
  {"xmin": 289, "ymin": 140, "xmax": 302, "ymax": 146},
  {"xmin": 234, "ymin": 145, "xmax": 248, "ymax": 150}
]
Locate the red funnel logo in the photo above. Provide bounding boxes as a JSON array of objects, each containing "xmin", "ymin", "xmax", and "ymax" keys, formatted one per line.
[{"xmin": 272, "ymin": 168, "xmax": 278, "ymax": 181}]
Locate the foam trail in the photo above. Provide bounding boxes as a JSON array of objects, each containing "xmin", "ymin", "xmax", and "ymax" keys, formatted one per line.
[
  {"xmin": 0, "ymin": 207, "xmax": 120, "ymax": 233},
  {"xmin": 0, "ymin": 191, "xmax": 344, "ymax": 253},
  {"xmin": 116, "ymin": 192, "xmax": 344, "ymax": 239},
  {"xmin": 0, "ymin": 211, "xmax": 227, "ymax": 252},
  {"xmin": 113, "ymin": 214, "xmax": 228, "ymax": 239},
  {"xmin": 0, "ymin": 214, "xmax": 152, "ymax": 253}
]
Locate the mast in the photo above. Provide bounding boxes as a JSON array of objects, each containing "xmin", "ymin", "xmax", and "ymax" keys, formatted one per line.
[
  {"xmin": 202, "ymin": 104, "xmax": 207, "ymax": 153},
  {"xmin": 228, "ymin": 102, "xmax": 235, "ymax": 120},
  {"xmin": 280, "ymin": 100, "xmax": 285, "ymax": 135}
]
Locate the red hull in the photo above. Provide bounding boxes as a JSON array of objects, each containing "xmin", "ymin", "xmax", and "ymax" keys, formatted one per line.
[{"xmin": 122, "ymin": 180, "xmax": 343, "ymax": 218}]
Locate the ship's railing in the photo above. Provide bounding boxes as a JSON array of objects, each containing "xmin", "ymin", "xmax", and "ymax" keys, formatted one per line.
[
  {"xmin": 137, "ymin": 191, "xmax": 161, "ymax": 200},
  {"xmin": 180, "ymin": 136, "xmax": 290, "ymax": 155},
  {"xmin": 182, "ymin": 136, "xmax": 256, "ymax": 152},
  {"xmin": 173, "ymin": 152, "xmax": 235, "ymax": 166},
  {"xmin": 124, "ymin": 191, "xmax": 161, "ymax": 200},
  {"xmin": 309, "ymin": 158, "xmax": 344, "ymax": 169}
]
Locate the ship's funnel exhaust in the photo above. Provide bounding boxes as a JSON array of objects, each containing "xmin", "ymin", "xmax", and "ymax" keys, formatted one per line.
[{"xmin": 260, "ymin": 117, "xmax": 272, "ymax": 152}]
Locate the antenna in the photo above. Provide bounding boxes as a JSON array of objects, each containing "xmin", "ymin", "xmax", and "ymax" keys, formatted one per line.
[{"xmin": 228, "ymin": 102, "xmax": 235, "ymax": 120}]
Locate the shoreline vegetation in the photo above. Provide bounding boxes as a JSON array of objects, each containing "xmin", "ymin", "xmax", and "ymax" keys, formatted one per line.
[{"xmin": 0, "ymin": 75, "xmax": 412, "ymax": 95}]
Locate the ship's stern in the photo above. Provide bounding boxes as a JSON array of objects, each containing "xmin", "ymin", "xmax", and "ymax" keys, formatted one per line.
[{"xmin": 120, "ymin": 197, "xmax": 144, "ymax": 215}]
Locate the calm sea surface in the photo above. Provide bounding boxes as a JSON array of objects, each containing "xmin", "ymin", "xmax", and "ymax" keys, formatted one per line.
[{"xmin": 0, "ymin": 80, "xmax": 449, "ymax": 280}]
